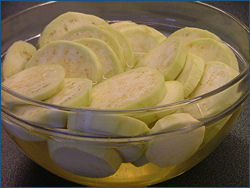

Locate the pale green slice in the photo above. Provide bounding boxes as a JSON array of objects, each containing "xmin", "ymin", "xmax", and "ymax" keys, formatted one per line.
[
  {"xmin": 117, "ymin": 23, "xmax": 166, "ymax": 43},
  {"xmin": 11, "ymin": 78, "xmax": 92, "ymax": 129},
  {"xmin": 158, "ymin": 81, "xmax": 184, "ymax": 105},
  {"xmin": 143, "ymin": 25, "xmax": 166, "ymax": 43},
  {"xmin": 185, "ymin": 38, "xmax": 239, "ymax": 70},
  {"xmin": 68, "ymin": 113, "xmax": 149, "ymax": 162},
  {"xmin": 4, "ymin": 118, "xmax": 44, "ymax": 141},
  {"xmin": 48, "ymin": 140, "xmax": 122, "ymax": 178},
  {"xmin": 177, "ymin": 53, "xmax": 205, "ymax": 98},
  {"xmin": 221, "ymin": 42, "xmax": 239, "ymax": 70},
  {"xmin": 12, "ymin": 105, "xmax": 67, "ymax": 129},
  {"xmin": 46, "ymin": 78, "xmax": 92, "ymax": 107},
  {"xmin": 38, "ymin": 12, "xmax": 107, "ymax": 47},
  {"xmin": 101, "ymin": 25, "xmax": 135, "ymax": 69},
  {"xmin": 26, "ymin": 40, "xmax": 103, "ymax": 83},
  {"xmin": 3, "ymin": 41, "xmax": 36, "ymax": 79},
  {"xmin": 146, "ymin": 113, "xmax": 205, "ymax": 168},
  {"xmin": 75, "ymin": 38, "xmax": 123, "ymax": 79},
  {"xmin": 90, "ymin": 67, "xmax": 166, "ymax": 109},
  {"xmin": 137, "ymin": 37, "xmax": 187, "ymax": 81},
  {"xmin": 117, "ymin": 144, "xmax": 145, "ymax": 163},
  {"xmin": 60, "ymin": 25, "xmax": 123, "ymax": 66},
  {"xmin": 132, "ymin": 154, "xmax": 149, "ymax": 167},
  {"xmin": 168, "ymin": 27, "xmax": 221, "ymax": 43},
  {"xmin": 191, "ymin": 61, "xmax": 239, "ymax": 97},
  {"xmin": 110, "ymin": 21, "xmax": 137, "ymax": 30},
  {"xmin": 2, "ymin": 64, "xmax": 65, "ymax": 104},
  {"xmin": 203, "ymin": 115, "xmax": 231, "ymax": 145},
  {"xmin": 134, "ymin": 52, "xmax": 147, "ymax": 65},
  {"xmin": 120, "ymin": 25, "xmax": 161, "ymax": 62},
  {"xmin": 115, "ymin": 23, "xmax": 166, "ymax": 43},
  {"xmin": 68, "ymin": 113, "xmax": 149, "ymax": 137},
  {"xmin": 133, "ymin": 81, "xmax": 184, "ymax": 125},
  {"xmin": 184, "ymin": 61, "xmax": 240, "ymax": 119}
]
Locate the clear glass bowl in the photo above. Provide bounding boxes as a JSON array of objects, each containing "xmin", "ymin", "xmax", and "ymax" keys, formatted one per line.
[{"xmin": 1, "ymin": 1, "xmax": 249, "ymax": 186}]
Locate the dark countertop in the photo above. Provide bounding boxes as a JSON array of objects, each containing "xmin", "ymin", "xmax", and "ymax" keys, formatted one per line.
[{"xmin": 1, "ymin": 1, "xmax": 249, "ymax": 187}]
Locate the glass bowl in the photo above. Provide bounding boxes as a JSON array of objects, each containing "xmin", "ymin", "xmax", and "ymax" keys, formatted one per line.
[{"xmin": 1, "ymin": 1, "xmax": 249, "ymax": 186}]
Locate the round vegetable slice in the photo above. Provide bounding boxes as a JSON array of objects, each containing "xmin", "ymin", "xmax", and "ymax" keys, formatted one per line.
[
  {"xmin": 110, "ymin": 21, "xmax": 137, "ymax": 30},
  {"xmin": 137, "ymin": 37, "xmax": 187, "ymax": 81},
  {"xmin": 26, "ymin": 40, "xmax": 103, "ymax": 83},
  {"xmin": 133, "ymin": 81, "xmax": 184, "ymax": 125},
  {"xmin": 191, "ymin": 61, "xmax": 239, "ymax": 97},
  {"xmin": 75, "ymin": 38, "xmax": 123, "ymax": 79},
  {"xmin": 60, "ymin": 25, "xmax": 123, "ymax": 66},
  {"xmin": 11, "ymin": 78, "xmax": 92, "ymax": 129},
  {"xmin": 3, "ymin": 41, "xmax": 36, "ymax": 79},
  {"xmin": 185, "ymin": 38, "xmax": 239, "ymax": 70},
  {"xmin": 101, "ymin": 25, "xmax": 135, "ymax": 69},
  {"xmin": 117, "ymin": 144, "xmax": 145, "ymax": 163},
  {"xmin": 46, "ymin": 78, "xmax": 92, "ymax": 107},
  {"xmin": 120, "ymin": 25, "xmax": 161, "ymax": 62},
  {"xmin": 221, "ymin": 42, "xmax": 239, "ymax": 70},
  {"xmin": 203, "ymin": 115, "xmax": 231, "ymax": 145},
  {"xmin": 90, "ymin": 67, "xmax": 166, "ymax": 109},
  {"xmin": 158, "ymin": 81, "xmax": 184, "ymax": 105},
  {"xmin": 4, "ymin": 118, "xmax": 44, "ymax": 141},
  {"xmin": 2, "ymin": 64, "xmax": 65, "ymax": 104},
  {"xmin": 146, "ymin": 113, "xmax": 205, "ymax": 168},
  {"xmin": 185, "ymin": 61, "xmax": 240, "ymax": 119},
  {"xmin": 48, "ymin": 140, "xmax": 122, "ymax": 178},
  {"xmin": 12, "ymin": 105, "xmax": 67, "ymax": 129},
  {"xmin": 167, "ymin": 27, "xmax": 221, "ymax": 43},
  {"xmin": 177, "ymin": 53, "xmax": 205, "ymax": 98},
  {"xmin": 38, "ymin": 12, "xmax": 107, "ymax": 47},
  {"xmin": 68, "ymin": 113, "xmax": 149, "ymax": 137},
  {"xmin": 68, "ymin": 113, "xmax": 149, "ymax": 163},
  {"xmin": 132, "ymin": 154, "xmax": 149, "ymax": 167},
  {"xmin": 143, "ymin": 25, "xmax": 166, "ymax": 43},
  {"xmin": 117, "ymin": 23, "xmax": 166, "ymax": 43}
]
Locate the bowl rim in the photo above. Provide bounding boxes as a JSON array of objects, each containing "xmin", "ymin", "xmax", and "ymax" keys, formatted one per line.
[{"xmin": 1, "ymin": 1, "xmax": 249, "ymax": 141}]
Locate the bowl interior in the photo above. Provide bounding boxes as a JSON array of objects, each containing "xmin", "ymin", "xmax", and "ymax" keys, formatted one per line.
[{"xmin": 1, "ymin": 2, "xmax": 249, "ymax": 186}]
